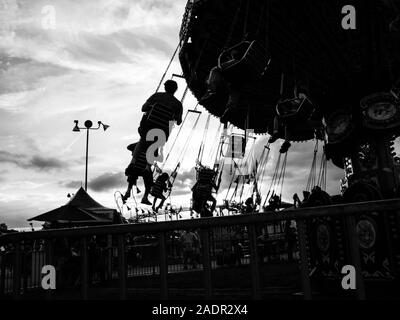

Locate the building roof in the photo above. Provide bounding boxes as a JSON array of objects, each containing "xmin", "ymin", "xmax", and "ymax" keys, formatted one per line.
[{"xmin": 28, "ymin": 187, "xmax": 119, "ymax": 224}]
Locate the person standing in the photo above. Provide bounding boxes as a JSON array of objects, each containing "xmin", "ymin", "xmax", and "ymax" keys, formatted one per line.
[{"xmin": 180, "ymin": 230, "xmax": 199, "ymax": 270}]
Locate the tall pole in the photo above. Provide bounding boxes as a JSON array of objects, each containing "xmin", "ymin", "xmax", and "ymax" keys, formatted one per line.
[
  {"xmin": 85, "ymin": 129, "xmax": 89, "ymax": 191},
  {"xmin": 73, "ymin": 120, "xmax": 109, "ymax": 192}
]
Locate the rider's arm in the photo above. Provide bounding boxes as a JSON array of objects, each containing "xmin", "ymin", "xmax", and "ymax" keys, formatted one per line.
[
  {"xmin": 176, "ymin": 102, "xmax": 183, "ymax": 125},
  {"xmin": 166, "ymin": 180, "xmax": 172, "ymax": 190}
]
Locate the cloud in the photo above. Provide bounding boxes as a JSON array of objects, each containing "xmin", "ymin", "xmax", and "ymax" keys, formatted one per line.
[
  {"xmin": 61, "ymin": 167, "xmax": 196, "ymax": 196},
  {"xmin": 0, "ymin": 150, "xmax": 69, "ymax": 171},
  {"xmin": 0, "ymin": 58, "xmax": 69, "ymax": 96},
  {"xmin": 0, "ymin": 0, "xmax": 341, "ymax": 226},
  {"xmin": 28, "ymin": 155, "xmax": 66, "ymax": 170},
  {"xmin": 0, "ymin": 195, "xmax": 63, "ymax": 229},
  {"xmin": 0, "ymin": 0, "xmax": 183, "ymax": 75},
  {"xmin": 170, "ymin": 167, "xmax": 196, "ymax": 196},
  {"xmin": 0, "ymin": 0, "xmax": 191, "ymax": 228},
  {"xmin": 0, "ymin": 150, "xmax": 23, "ymax": 166},
  {"xmin": 59, "ymin": 180, "xmax": 82, "ymax": 189},
  {"xmin": 88, "ymin": 171, "xmax": 125, "ymax": 192}
]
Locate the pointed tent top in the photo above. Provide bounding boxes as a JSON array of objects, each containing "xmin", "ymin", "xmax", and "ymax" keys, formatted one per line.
[
  {"xmin": 28, "ymin": 187, "xmax": 120, "ymax": 224},
  {"xmin": 66, "ymin": 187, "xmax": 105, "ymax": 208}
]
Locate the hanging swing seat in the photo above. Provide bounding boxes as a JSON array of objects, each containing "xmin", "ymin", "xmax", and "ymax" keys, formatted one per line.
[
  {"xmin": 276, "ymin": 95, "xmax": 315, "ymax": 122},
  {"xmin": 194, "ymin": 184, "xmax": 213, "ymax": 199},
  {"xmin": 150, "ymin": 180, "xmax": 167, "ymax": 198},
  {"xmin": 192, "ymin": 182, "xmax": 214, "ymax": 217},
  {"xmin": 192, "ymin": 199, "xmax": 203, "ymax": 214},
  {"xmin": 218, "ymin": 40, "xmax": 270, "ymax": 81},
  {"xmin": 224, "ymin": 134, "xmax": 246, "ymax": 159},
  {"xmin": 192, "ymin": 199, "xmax": 213, "ymax": 217},
  {"xmin": 196, "ymin": 167, "xmax": 217, "ymax": 184}
]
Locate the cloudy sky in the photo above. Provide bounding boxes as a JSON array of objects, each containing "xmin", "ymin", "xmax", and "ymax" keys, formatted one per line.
[{"xmin": 0, "ymin": 0, "xmax": 344, "ymax": 228}]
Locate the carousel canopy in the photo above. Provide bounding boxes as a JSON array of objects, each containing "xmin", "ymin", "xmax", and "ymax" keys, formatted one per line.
[{"xmin": 179, "ymin": 0, "xmax": 400, "ymax": 139}]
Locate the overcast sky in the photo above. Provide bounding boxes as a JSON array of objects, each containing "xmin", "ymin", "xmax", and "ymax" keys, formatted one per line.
[{"xmin": 0, "ymin": 0, "xmax": 345, "ymax": 228}]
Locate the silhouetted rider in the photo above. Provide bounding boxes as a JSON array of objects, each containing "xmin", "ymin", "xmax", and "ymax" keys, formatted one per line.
[
  {"xmin": 139, "ymin": 80, "xmax": 183, "ymax": 139},
  {"xmin": 123, "ymin": 142, "xmax": 153, "ymax": 205}
]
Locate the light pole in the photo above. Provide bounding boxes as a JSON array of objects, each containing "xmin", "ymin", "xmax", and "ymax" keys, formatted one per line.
[{"xmin": 73, "ymin": 120, "xmax": 110, "ymax": 191}]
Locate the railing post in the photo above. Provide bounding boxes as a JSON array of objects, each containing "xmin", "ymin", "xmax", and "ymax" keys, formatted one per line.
[
  {"xmin": 159, "ymin": 232, "xmax": 168, "ymax": 300},
  {"xmin": 21, "ymin": 248, "xmax": 27, "ymax": 294},
  {"xmin": 107, "ymin": 235, "xmax": 113, "ymax": 280},
  {"xmin": 13, "ymin": 242, "xmax": 21, "ymax": 299},
  {"xmin": 0, "ymin": 252, "xmax": 5, "ymax": 296},
  {"xmin": 81, "ymin": 237, "xmax": 88, "ymax": 300},
  {"xmin": 296, "ymin": 219, "xmax": 312, "ymax": 300},
  {"xmin": 35, "ymin": 250, "xmax": 41, "ymax": 288},
  {"xmin": 118, "ymin": 234, "xmax": 127, "ymax": 300},
  {"xmin": 45, "ymin": 240, "xmax": 54, "ymax": 299},
  {"xmin": 248, "ymin": 225, "xmax": 261, "ymax": 300},
  {"xmin": 345, "ymin": 215, "xmax": 366, "ymax": 300},
  {"xmin": 200, "ymin": 228, "xmax": 212, "ymax": 299}
]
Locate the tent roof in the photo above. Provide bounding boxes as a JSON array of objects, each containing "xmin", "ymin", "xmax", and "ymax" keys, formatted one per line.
[
  {"xmin": 66, "ymin": 187, "xmax": 105, "ymax": 208},
  {"xmin": 28, "ymin": 187, "xmax": 116, "ymax": 223}
]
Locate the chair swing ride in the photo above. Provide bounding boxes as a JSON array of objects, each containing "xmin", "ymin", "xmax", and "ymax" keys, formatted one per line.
[
  {"xmin": 177, "ymin": 0, "xmax": 400, "ymax": 285},
  {"xmin": 114, "ymin": 0, "xmax": 400, "ymax": 285}
]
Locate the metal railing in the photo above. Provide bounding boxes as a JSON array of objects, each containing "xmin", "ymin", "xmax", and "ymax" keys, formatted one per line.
[{"xmin": 1, "ymin": 198, "xmax": 400, "ymax": 300}]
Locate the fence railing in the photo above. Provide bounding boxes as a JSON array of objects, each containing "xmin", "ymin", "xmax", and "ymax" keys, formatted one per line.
[{"xmin": 1, "ymin": 198, "xmax": 400, "ymax": 300}]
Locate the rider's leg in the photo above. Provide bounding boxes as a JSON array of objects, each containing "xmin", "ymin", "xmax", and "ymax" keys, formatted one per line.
[
  {"xmin": 156, "ymin": 195, "xmax": 166, "ymax": 211},
  {"xmin": 220, "ymin": 87, "xmax": 241, "ymax": 123},
  {"xmin": 122, "ymin": 182, "xmax": 133, "ymax": 203},
  {"xmin": 152, "ymin": 198, "xmax": 158, "ymax": 211},
  {"xmin": 279, "ymin": 126, "xmax": 291, "ymax": 153},
  {"xmin": 200, "ymin": 67, "xmax": 223, "ymax": 104},
  {"xmin": 268, "ymin": 116, "xmax": 280, "ymax": 143},
  {"xmin": 207, "ymin": 67, "xmax": 223, "ymax": 93},
  {"xmin": 123, "ymin": 173, "xmax": 138, "ymax": 202},
  {"xmin": 141, "ymin": 168, "xmax": 153, "ymax": 205},
  {"xmin": 209, "ymin": 195, "xmax": 217, "ymax": 213}
]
